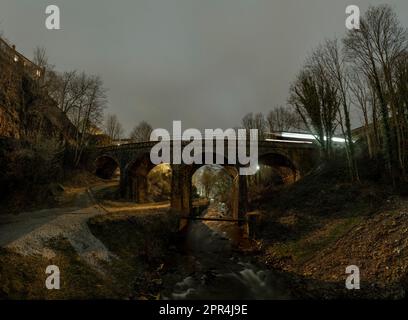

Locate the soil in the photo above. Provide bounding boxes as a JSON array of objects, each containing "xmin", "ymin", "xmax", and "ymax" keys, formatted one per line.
[{"xmin": 254, "ymin": 168, "xmax": 408, "ymax": 299}]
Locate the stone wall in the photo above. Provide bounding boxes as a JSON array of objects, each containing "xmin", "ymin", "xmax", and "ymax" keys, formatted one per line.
[{"xmin": 0, "ymin": 52, "xmax": 76, "ymax": 143}]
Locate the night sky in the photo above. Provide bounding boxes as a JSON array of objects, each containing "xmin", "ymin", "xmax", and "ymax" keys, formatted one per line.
[{"xmin": 1, "ymin": 0, "xmax": 408, "ymax": 134}]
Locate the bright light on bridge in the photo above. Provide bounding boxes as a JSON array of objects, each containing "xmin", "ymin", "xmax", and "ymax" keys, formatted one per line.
[
  {"xmin": 331, "ymin": 137, "xmax": 347, "ymax": 143},
  {"xmin": 280, "ymin": 132, "xmax": 346, "ymax": 143},
  {"xmin": 265, "ymin": 138, "xmax": 314, "ymax": 144}
]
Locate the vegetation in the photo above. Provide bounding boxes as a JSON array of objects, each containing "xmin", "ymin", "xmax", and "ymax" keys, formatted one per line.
[
  {"xmin": 130, "ymin": 121, "xmax": 153, "ymax": 142},
  {"xmin": 238, "ymin": 5, "xmax": 408, "ymax": 188},
  {"xmin": 1, "ymin": 4, "xmax": 408, "ymax": 300},
  {"xmin": 290, "ymin": 5, "xmax": 408, "ymax": 184},
  {"xmin": 192, "ymin": 165, "xmax": 232, "ymax": 201},
  {"xmin": 104, "ymin": 114, "xmax": 124, "ymax": 143},
  {"xmin": 0, "ymin": 238, "xmax": 118, "ymax": 299},
  {"xmin": 147, "ymin": 164, "xmax": 172, "ymax": 202}
]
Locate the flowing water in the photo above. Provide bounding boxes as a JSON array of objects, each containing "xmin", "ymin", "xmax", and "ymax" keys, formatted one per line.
[{"xmin": 160, "ymin": 211, "xmax": 293, "ymax": 300}]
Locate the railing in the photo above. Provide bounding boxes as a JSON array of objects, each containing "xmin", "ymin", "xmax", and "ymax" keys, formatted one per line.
[{"xmin": 0, "ymin": 37, "xmax": 44, "ymax": 79}]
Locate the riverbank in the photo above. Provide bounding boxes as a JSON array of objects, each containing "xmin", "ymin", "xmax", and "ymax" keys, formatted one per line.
[
  {"xmin": 253, "ymin": 164, "xmax": 408, "ymax": 299},
  {"xmin": 0, "ymin": 182, "xmax": 180, "ymax": 299},
  {"xmin": 2, "ymin": 167, "xmax": 408, "ymax": 299}
]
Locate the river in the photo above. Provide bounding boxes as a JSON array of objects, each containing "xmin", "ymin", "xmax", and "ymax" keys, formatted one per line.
[{"xmin": 160, "ymin": 205, "xmax": 292, "ymax": 300}]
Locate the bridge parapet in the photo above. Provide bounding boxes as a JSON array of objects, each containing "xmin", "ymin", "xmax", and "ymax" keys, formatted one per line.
[
  {"xmin": 97, "ymin": 139, "xmax": 317, "ymax": 152},
  {"xmin": 95, "ymin": 139, "xmax": 319, "ymax": 176}
]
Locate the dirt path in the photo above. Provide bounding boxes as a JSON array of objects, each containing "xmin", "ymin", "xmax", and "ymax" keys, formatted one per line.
[
  {"xmin": 0, "ymin": 187, "xmax": 113, "ymax": 268},
  {"xmin": 0, "ymin": 183, "xmax": 180, "ymax": 269}
]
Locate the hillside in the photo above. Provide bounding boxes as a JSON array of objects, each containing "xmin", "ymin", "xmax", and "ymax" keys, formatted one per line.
[
  {"xmin": 0, "ymin": 45, "xmax": 79, "ymax": 212},
  {"xmin": 0, "ymin": 47, "xmax": 76, "ymax": 142},
  {"xmin": 254, "ymin": 161, "xmax": 408, "ymax": 298}
]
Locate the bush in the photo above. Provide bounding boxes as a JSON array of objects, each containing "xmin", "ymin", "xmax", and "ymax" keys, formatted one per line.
[{"xmin": 0, "ymin": 136, "xmax": 64, "ymax": 208}]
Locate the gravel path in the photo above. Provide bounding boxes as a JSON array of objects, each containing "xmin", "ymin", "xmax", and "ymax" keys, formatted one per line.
[{"xmin": 0, "ymin": 188, "xmax": 113, "ymax": 268}]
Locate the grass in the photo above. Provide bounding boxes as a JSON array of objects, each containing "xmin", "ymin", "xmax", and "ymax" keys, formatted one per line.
[
  {"xmin": 0, "ymin": 198, "xmax": 180, "ymax": 299},
  {"xmin": 86, "ymin": 211, "xmax": 180, "ymax": 299},
  {"xmin": 270, "ymin": 216, "xmax": 363, "ymax": 265},
  {"xmin": 257, "ymin": 160, "xmax": 388, "ymax": 271},
  {"xmin": 0, "ymin": 238, "xmax": 119, "ymax": 299}
]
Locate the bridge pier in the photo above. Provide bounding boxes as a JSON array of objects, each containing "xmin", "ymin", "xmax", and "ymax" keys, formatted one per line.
[
  {"xmin": 171, "ymin": 165, "xmax": 192, "ymax": 230},
  {"xmin": 119, "ymin": 155, "xmax": 155, "ymax": 203},
  {"xmin": 94, "ymin": 139, "xmax": 318, "ymax": 230},
  {"xmin": 132, "ymin": 176, "xmax": 148, "ymax": 202},
  {"xmin": 223, "ymin": 166, "xmax": 246, "ymax": 222},
  {"xmin": 119, "ymin": 164, "xmax": 127, "ymax": 198},
  {"xmin": 238, "ymin": 175, "xmax": 248, "ymax": 223}
]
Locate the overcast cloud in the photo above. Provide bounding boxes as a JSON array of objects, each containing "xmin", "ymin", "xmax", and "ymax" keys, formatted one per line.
[{"xmin": 1, "ymin": 0, "xmax": 408, "ymax": 134}]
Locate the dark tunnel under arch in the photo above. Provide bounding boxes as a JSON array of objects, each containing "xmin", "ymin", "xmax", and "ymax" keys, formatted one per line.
[
  {"xmin": 257, "ymin": 152, "xmax": 300, "ymax": 184},
  {"xmin": 95, "ymin": 155, "xmax": 120, "ymax": 180}
]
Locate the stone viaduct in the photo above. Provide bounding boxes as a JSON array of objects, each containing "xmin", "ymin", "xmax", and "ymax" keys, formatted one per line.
[{"xmin": 92, "ymin": 139, "xmax": 318, "ymax": 225}]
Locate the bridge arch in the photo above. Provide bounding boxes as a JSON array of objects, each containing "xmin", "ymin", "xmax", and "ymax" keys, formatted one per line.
[
  {"xmin": 257, "ymin": 152, "xmax": 300, "ymax": 185},
  {"xmin": 93, "ymin": 138, "xmax": 318, "ymax": 227},
  {"xmin": 123, "ymin": 153, "xmax": 174, "ymax": 204},
  {"xmin": 191, "ymin": 164, "xmax": 238, "ymax": 218},
  {"xmin": 146, "ymin": 163, "xmax": 172, "ymax": 202},
  {"xmin": 124, "ymin": 153, "xmax": 155, "ymax": 203},
  {"xmin": 95, "ymin": 155, "xmax": 120, "ymax": 180}
]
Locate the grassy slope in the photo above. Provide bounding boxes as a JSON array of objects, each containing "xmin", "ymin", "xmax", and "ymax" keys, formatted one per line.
[
  {"xmin": 0, "ymin": 238, "xmax": 117, "ymax": 299},
  {"xmin": 0, "ymin": 209, "xmax": 179, "ymax": 299},
  {"xmin": 87, "ymin": 211, "xmax": 180, "ymax": 299},
  {"xmin": 255, "ymin": 161, "xmax": 408, "ymax": 298}
]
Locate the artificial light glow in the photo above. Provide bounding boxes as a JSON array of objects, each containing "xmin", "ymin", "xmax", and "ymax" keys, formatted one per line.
[
  {"xmin": 331, "ymin": 137, "xmax": 347, "ymax": 143},
  {"xmin": 265, "ymin": 138, "xmax": 313, "ymax": 144},
  {"xmin": 280, "ymin": 132, "xmax": 346, "ymax": 143},
  {"xmin": 281, "ymin": 132, "xmax": 315, "ymax": 140}
]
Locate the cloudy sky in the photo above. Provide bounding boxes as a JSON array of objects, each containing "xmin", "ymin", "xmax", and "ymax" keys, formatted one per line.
[{"xmin": 1, "ymin": 0, "xmax": 408, "ymax": 134}]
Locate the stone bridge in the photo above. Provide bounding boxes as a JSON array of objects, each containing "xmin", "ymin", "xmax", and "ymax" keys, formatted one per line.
[{"xmin": 92, "ymin": 139, "xmax": 318, "ymax": 225}]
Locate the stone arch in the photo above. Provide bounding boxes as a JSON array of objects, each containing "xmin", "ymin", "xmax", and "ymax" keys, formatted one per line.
[
  {"xmin": 257, "ymin": 152, "xmax": 300, "ymax": 185},
  {"xmin": 125, "ymin": 153, "xmax": 155, "ymax": 203},
  {"xmin": 146, "ymin": 163, "xmax": 173, "ymax": 203},
  {"xmin": 92, "ymin": 140, "xmax": 318, "ymax": 230},
  {"xmin": 94, "ymin": 155, "xmax": 120, "ymax": 180},
  {"xmin": 191, "ymin": 164, "xmax": 235, "ymax": 196},
  {"xmin": 190, "ymin": 163, "xmax": 241, "ymax": 220}
]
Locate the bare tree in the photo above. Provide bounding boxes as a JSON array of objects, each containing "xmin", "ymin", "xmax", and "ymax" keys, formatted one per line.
[
  {"xmin": 130, "ymin": 121, "xmax": 153, "ymax": 142},
  {"xmin": 343, "ymin": 4, "xmax": 408, "ymax": 182},
  {"xmin": 33, "ymin": 46, "xmax": 48, "ymax": 69},
  {"xmin": 241, "ymin": 112, "xmax": 267, "ymax": 140},
  {"xmin": 32, "ymin": 46, "xmax": 57, "ymax": 91},
  {"xmin": 267, "ymin": 106, "xmax": 305, "ymax": 132},
  {"xmin": 193, "ymin": 165, "xmax": 231, "ymax": 200},
  {"xmin": 349, "ymin": 71, "xmax": 377, "ymax": 158},
  {"xmin": 288, "ymin": 66, "xmax": 339, "ymax": 159},
  {"xmin": 49, "ymin": 71, "xmax": 80, "ymax": 114},
  {"xmin": 310, "ymin": 39, "xmax": 359, "ymax": 181},
  {"xmin": 104, "ymin": 114, "xmax": 124, "ymax": 142},
  {"xmin": 69, "ymin": 74, "xmax": 107, "ymax": 166}
]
